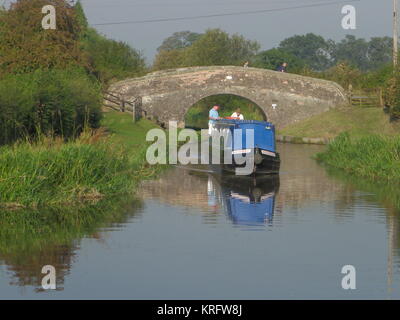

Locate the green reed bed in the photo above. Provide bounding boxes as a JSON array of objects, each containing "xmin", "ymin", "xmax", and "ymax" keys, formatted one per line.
[
  {"xmin": 0, "ymin": 133, "xmax": 147, "ymax": 209},
  {"xmin": 316, "ymin": 133, "xmax": 400, "ymax": 182}
]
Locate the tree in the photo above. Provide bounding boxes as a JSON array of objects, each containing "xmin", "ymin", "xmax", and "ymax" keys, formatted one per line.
[
  {"xmin": 254, "ymin": 48, "xmax": 305, "ymax": 73},
  {"xmin": 0, "ymin": 0, "xmax": 87, "ymax": 77},
  {"xmin": 83, "ymin": 28, "xmax": 147, "ymax": 83},
  {"xmin": 153, "ymin": 29, "xmax": 260, "ymax": 70},
  {"xmin": 73, "ymin": 1, "xmax": 146, "ymax": 83},
  {"xmin": 331, "ymin": 35, "xmax": 392, "ymax": 71},
  {"xmin": 74, "ymin": 0, "xmax": 89, "ymax": 39},
  {"xmin": 185, "ymin": 29, "xmax": 232, "ymax": 66},
  {"xmin": 157, "ymin": 31, "xmax": 202, "ymax": 52},
  {"xmin": 184, "ymin": 29, "xmax": 260, "ymax": 66},
  {"xmin": 332, "ymin": 35, "xmax": 369, "ymax": 71},
  {"xmin": 152, "ymin": 49, "xmax": 188, "ymax": 71},
  {"xmin": 278, "ymin": 33, "xmax": 333, "ymax": 71},
  {"xmin": 366, "ymin": 37, "xmax": 392, "ymax": 70}
]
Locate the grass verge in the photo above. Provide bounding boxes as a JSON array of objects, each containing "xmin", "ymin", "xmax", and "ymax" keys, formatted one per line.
[
  {"xmin": 0, "ymin": 111, "xmax": 163, "ymax": 209},
  {"xmin": 278, "ymin": 106, "xmax": 400, "ymax": 140}
]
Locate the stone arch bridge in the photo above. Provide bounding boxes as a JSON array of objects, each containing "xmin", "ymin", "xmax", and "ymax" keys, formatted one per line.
[{"xmin": 105, "ymin": 66, "xmax": 348, "ymax": 129}]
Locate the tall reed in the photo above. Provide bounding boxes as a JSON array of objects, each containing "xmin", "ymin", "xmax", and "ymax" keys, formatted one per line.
[
  {"xmin": 0, "ymin": 131, "xmax": 141, "ymax": 208},
  {"xmin": 316, "ymin": 133, "xmax": 400, "ymax": 181}
]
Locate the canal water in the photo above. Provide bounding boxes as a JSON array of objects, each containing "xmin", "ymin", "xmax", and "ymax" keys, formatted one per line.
[{"xmin": 1, "ymin": 143, "xmax": 399, "ymax": 299}]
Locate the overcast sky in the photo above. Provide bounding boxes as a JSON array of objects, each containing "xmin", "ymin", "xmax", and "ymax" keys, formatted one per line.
[{"xmin": 3, "ymin": 0, "xmax": 395, "ymax": 63}]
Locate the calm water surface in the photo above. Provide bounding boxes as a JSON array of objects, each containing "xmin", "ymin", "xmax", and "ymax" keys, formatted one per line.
[{"xmin": 1, "ymin": 143, "xmax": 399, "ymax": 299}]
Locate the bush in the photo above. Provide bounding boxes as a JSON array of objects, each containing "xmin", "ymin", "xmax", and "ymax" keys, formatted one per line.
[
  {"xmin": 388, "ymin": 70, "xmax": 400, "ymax": 120},
  {"xmin": 0, "ymin": 69, "xmax": 102, "ymax": 144},
  {"xmin": 315, "ymin": 62, "xmax": 362, "ymax": 89}
]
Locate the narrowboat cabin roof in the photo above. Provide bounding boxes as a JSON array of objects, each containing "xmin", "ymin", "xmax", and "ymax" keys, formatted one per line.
[{"xmin": 215, "ymin": 119, "xmax": 275, "ymax": 128}]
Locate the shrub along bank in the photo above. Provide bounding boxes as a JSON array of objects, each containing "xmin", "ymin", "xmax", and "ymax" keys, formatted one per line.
[{"xmin": 0, "ymin": 69, "xmax": 102, "ymax": 145}]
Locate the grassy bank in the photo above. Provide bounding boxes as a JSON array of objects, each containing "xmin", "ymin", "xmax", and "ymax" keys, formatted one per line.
[
  {"xmin": 279, "ymin": 106, "xmax": 400, "ymax": 140},
  {"xmin": 316, "ymin": 133, "xmax": 400, "ymax": 182},
  {"xmin": 101, "ymin": 111, "xmax": 160, "ymax": 148},
  {"xmin": 0, "ymin": 112, "xmax": 162, "ymax": 209},
  {"xmin": 280, "ymin": 105, "xmax": 400, "ymax": 187}
]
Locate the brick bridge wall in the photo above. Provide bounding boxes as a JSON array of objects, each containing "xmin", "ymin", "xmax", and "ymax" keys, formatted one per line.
[{"xmin": 106, "ymin": 66, "xmax": 348, "ymax": 129}]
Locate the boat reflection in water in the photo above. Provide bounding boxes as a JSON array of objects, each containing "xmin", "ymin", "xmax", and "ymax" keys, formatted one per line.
[{"xmin": 207, "ymin": 173, "xmax": 280, "ymax": 226}]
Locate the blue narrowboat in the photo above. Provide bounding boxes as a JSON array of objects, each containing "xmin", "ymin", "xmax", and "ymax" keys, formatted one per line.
[{"xmin": 213, "ymin": 119, "xmax": 280, "ymax": 175}]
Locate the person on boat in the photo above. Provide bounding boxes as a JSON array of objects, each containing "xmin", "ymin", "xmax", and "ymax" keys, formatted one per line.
[
  {"xmin": 208, "ymin": 105, "xmax": 221, "ymax": 135},
  {"xmin": 231, "ymin": 108, "xmax": 244, "ymax": 120},
  {"xmin": 277, "ymin": 62, "xmax": 288, "ymax": 72}
]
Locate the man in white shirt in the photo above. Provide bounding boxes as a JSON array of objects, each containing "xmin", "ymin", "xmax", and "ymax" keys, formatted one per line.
[
  {"xmin": 231, "ymin": 108, "xmax": 244, "ymax": 120},
  {"xmin": 208, "ymin": 105, "xmax": 221, "ymax": 135}
]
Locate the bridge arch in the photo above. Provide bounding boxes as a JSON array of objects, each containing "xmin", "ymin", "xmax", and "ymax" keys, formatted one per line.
[
  {"xmin": 184, "ymin": 93, "xmax": 267, "ymax": 129},
  {"xmin": 105, "ymin": 66, "xmax": 347, "ymax": 129}
]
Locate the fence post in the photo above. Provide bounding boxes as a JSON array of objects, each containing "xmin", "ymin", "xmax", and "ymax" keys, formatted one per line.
[
  {"xmin": 348, "ymin": 84, "xmax": 353, "ymax": 105},
  {"xmin": 379, "ymin": 88, "xmax": 384, "ymax": 108}
]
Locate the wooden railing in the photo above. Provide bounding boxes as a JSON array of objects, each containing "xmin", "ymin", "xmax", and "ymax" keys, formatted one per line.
[{"xmin": 103, "ymin": 91, "xmax": 144, "ymax": 122}]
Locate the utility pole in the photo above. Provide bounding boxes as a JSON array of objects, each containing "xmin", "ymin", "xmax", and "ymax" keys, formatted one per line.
[{"xmin": 394, "ymin": 0, "xmax": 398, "ymax": 67}]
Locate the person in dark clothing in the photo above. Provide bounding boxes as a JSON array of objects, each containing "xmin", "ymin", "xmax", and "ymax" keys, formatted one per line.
[{"xmin": 277, "ymin": 62, "xmax": 288, "ymax": 72}]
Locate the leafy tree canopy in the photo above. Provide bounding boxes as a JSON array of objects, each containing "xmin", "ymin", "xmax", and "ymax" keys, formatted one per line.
[
  {"xmin": 185, "ymin": 29, "xmax": 260, "ymax": 66},
  {"xmin": 153, "ymin": 49, "xmax": 187, "ymax": 71},
  {"xmin": 83, "ymin": 28, "xmax": 147, "ymax": 83},
  {"xmin": 0, "ymin": 0, "xmax": 87, "ymax": 77},
  {"xmin": 253, "ymin": 48, "xmax": 305, "ymax": 73},
  {"xmin": 153, "ymin": 29, "xmax": 260, "ymax": 70},
  {"xmin": 0, "ymin": 0, "xmax": 146, "ymax": 83},
  {"xmin": 332, "ymin": 35, "xmax": 392, "ymax": 71},
  {"xmin": 277, "ymin": 33, "xmax": 393, "ymax": 72},
  {"xmin": 74, "ymin": 0, "xmax": 89, "ymax": 36},
  {"xmin": 278, "ymin": 33, "xmax": 333, "ymax": 71},
  {"xmin": 366, "ymin": 37, "xmax": 392, "ymax": 70},
  {"xmin": 157, "ymin": 31, "xmax": 202, "ymax": 52},
  {"xmin": 76, "ymin": 1, "xmax": 146, "ymax": 83}
]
